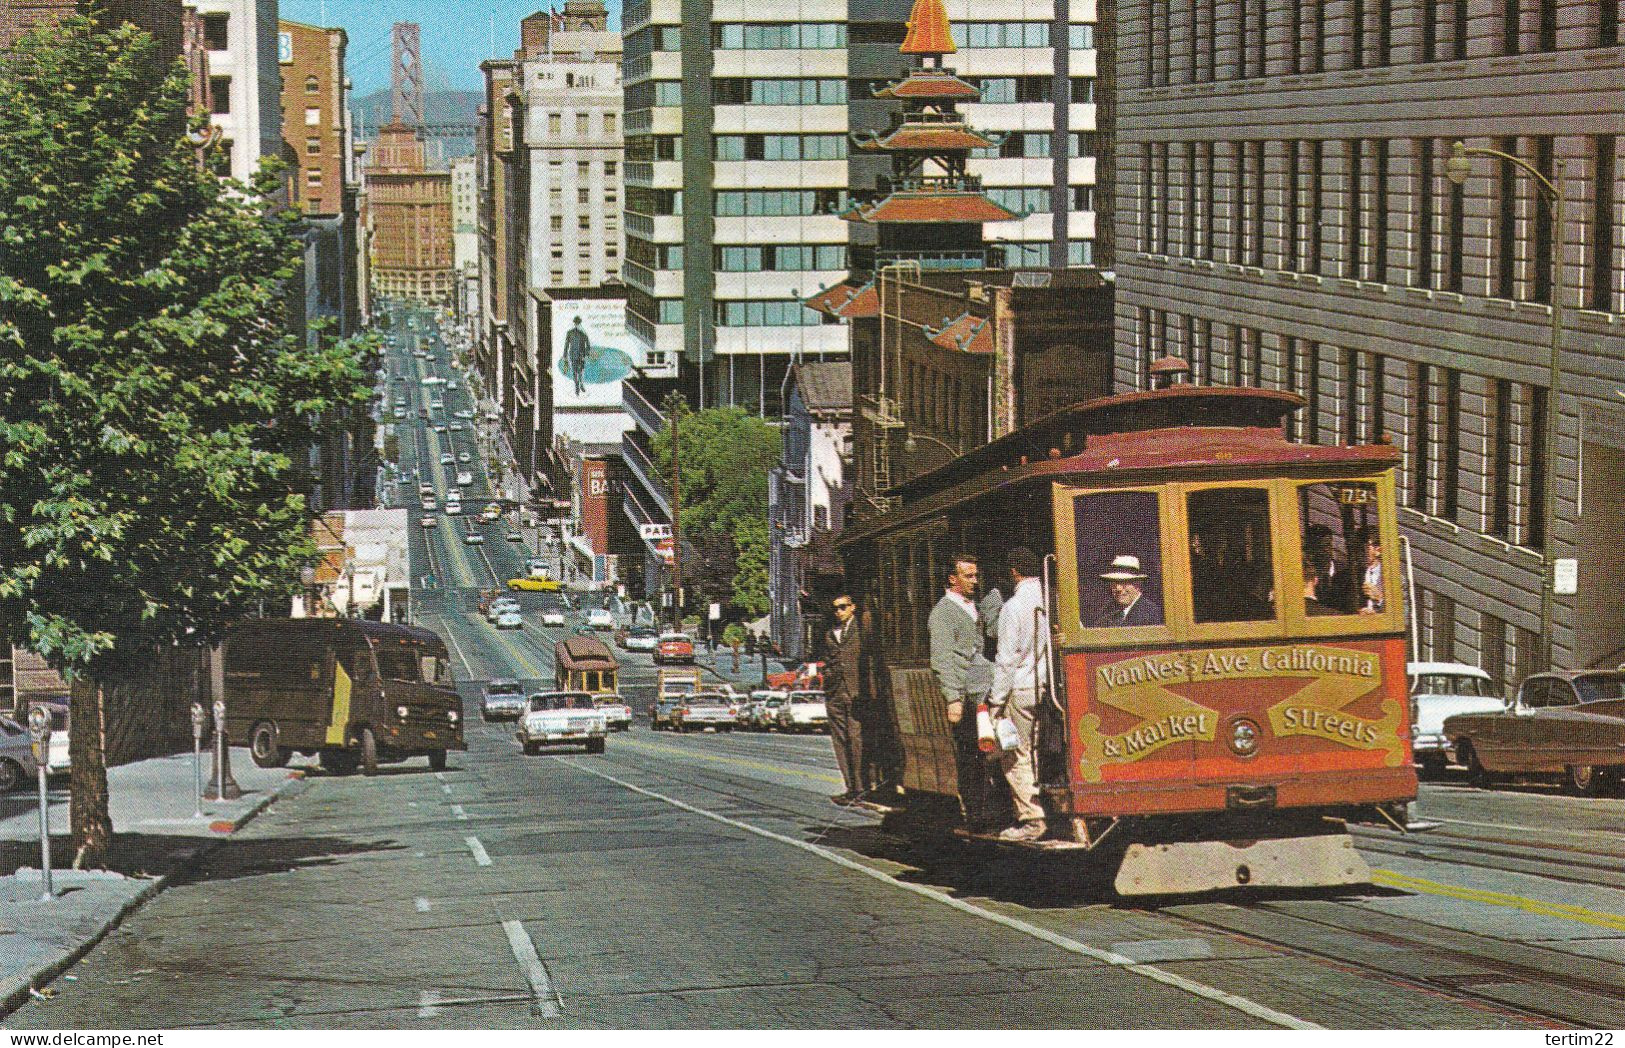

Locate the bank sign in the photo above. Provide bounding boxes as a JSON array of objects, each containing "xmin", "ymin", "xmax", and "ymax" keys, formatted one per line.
[{"xmin": 1076, "ymin": 641, "xmax": 1405, "ymax": 782}]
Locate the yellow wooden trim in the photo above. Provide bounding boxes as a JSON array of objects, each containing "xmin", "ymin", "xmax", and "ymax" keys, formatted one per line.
[{"xmin": 1277, "ymin": 471, "xmax": 1407, "ymax": 639}]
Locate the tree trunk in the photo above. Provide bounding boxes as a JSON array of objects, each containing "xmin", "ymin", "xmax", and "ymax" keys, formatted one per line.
[{"xmin": 68, "ymin": 675, "xmax": 113, "ymax": 869}]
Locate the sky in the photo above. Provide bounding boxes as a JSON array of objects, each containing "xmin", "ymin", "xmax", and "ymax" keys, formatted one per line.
[{"xmin": 280, "ymin": 0, "xmax": 622, "ymax": 96}]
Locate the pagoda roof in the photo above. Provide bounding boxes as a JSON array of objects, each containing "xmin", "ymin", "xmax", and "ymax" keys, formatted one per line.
[
  {"xmin": 804, "ymin": 280, "xmax": 879, "ymax": 319},
  {"xmin": 874, "ymin": 70, "xmax": 981, "ymax": 100},
  {"xmin": 900, "ymin": 0, "xmax": 956, "ymax": 55},
  {"xmin": 925, "ymin": 312, "xmax": 993, "ymax": 354},
  {"xmin": 843, "ymin": 192, "xmax": 1019, "ymax": 225},
  {"xmin": 853, "ymin": 124, "xmax": 1000, "ymax": 152}
]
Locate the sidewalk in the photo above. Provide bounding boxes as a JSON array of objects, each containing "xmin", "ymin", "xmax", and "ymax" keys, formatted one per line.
[
  {"xmin": 691, "ymin": 646, "xmax": 791, "ymax": 691},
  {"xmin": 0, "ymin": 749, "xmax": 305, "ymax": 1016}
]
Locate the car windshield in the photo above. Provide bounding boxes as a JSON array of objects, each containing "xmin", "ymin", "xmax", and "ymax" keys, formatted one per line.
[
  {"xmin": 790, "ymin": 692, "xmax": 824, "ymax": 703},
  {"xmin": 1576, "ymin": 673, "xmax": 1625, "ymax": 703},
  {"xmin": 690, "ymin": 695, "xmax": 727, "ymax": 706},
  {"xmin": 1414, "ymin": 673, "xmax": 1494, "ymax": 698},
  {"xmin": 660, "ymin": 634, "xmax": 688, "ymax": 643},
  {"xmin": 530, "ymin": 693, "xmax": 597, "ymax": 711},
  {"xmin": 488, "ymin": 681, "xmax": 523, "ymax": 696}
]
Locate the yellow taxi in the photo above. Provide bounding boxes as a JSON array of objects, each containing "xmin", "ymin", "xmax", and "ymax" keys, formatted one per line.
[{"xmin": 506, "ymin": 576, "xmax": 562, "ymax": 593}]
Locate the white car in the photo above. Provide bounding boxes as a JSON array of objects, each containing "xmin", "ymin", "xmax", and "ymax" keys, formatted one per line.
[
  {"xmin": 439, "ymin": 453, "xmax": 454, "ymax": 466},
  {"xmin": 541, "ymin": 609, "xmax": 566, "ymax": 627},
  {"xmin": 486, "ymin": 598, "xmax": 519, "ymax": 622},
  {"xmin": 778, "ymin": 691, "xmax": 829, "ymax": 733},
  {"xmin": 420, "ymin": 515, "xmax": 436, "ymax": 528},
  {"xmin": 455, "ymin": 409, "xmax": 474, "ymax": 419},
  {"xmin": 449, "ymin": 421, "xmax": 464, "ymax": 432},
  {"xmin": 518, "ymin": 692, "xmax": 607, "ymax": 754},
  {"xmin": 458, "ymin": 452, "xmax": 471, "ymax": 463},
  {"xmin": 456, "ymin": 471, "xmax": 473, "ymax": 486},
  {"xmin": 595, "ymin": 697, "xmax": 633, "ymax": 732},
  {"xmin": 588, "ymin": 608, "xmax": 615, "ymax": 630},
  {"xmin": 1409, "ymin": 662, "xmax": 1504, "ymax": 777},
  {"xmin": 624, "ymin": 629, "xmax": 658, "ymax": 653},
  {"xmin": 432, "ymin": 423, "xmax": 446, "ymax": 433},
  {"xmin": 464, "ymin": 531, "xmax": 484, "ymax": 544},
  {"xmin": 495, "ymin": 610, "xmax": 523, "ymax": 629},
  {"xmin": 445, "ymin": 501, "xmax": 462, "ymax": 515}
]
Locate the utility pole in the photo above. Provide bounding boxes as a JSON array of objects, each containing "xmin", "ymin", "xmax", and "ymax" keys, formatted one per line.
[{"xmin": 665, "ymin": 393, "xmax": 684, "ymax": 631}]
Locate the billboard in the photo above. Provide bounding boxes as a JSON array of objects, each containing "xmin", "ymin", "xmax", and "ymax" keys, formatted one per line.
[{"xmin": 550, "ymin": 297, "xmax": 637, "ymax": 410}]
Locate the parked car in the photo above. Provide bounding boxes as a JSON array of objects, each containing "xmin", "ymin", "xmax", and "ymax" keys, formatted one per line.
[
  {"xmin": 518, "ymin": 692, "xmax": 607, "ymax": 754},
  {"xmin": 588, "ymin": 608, "xmax": 615, "ymax": 631},
  {"xmin": 755, "ymin": 693, "xmax": 789, "ymax": 730},
  {"xmin": 508, "ymin": 576, "xmax": 562, "ymax": 592},
  {"xmin": 674, "ymin": 692, "xmax": 737, "ymax": 733},
  {"xmin": 0, "ymin": 716, "xmax": 39, "ymax": 792},
  {"xmin": 595, "ymin": 697, "xmax": 634, "ymax": 732},
  {"xmin": 420, "ymin": 515, "xmax": 436, "ymax": 529},
  {"xmin": 445, "ymin": 500, "xmax": 462, "ymax": 515},
  {"xmin": 449, "ymin": 422, "xmax": 464, "ymax": 432},
  {"xmin": 648, "ymin": 695, "xmax": 686, "ymax": 731},
  {"xmin": 525, "ymin": 557, "xmax": 550, "ymax": 578},
  {"xmin": 737, "ymin": 690, "xmax": 775, "ymax": 728},
  {"xmin": 439, "ymin": 453, "xmax": 454, "ymax": 466},
  {"xmin": 654, "ymin": 632, "xmax": 695, "ymax": 665},
  {"xmin": 1408, "ymin": 662, "xmax": 1504, "ymax": 778},
  {"xmin": 624, "ymin": 627, "xmax": 658, "ymax": 653},
  {"xmin": 777, "ymin": 690, "xmax": 830, "ymax": 734},
  {"xmin": 464, "ymin": 531, "xmax": 484, "ymax": 545},
  {"xmin": 541, "ymin": 609, "xmax": 566, "ymax": 627},
  {"xmin": 481, "ymin": 679, "xmax": 527, "ymax": 721},
  {"xmin": 456, "ymin": 471, "xmax": 473, "ymax": 486},
  {"xmin": 458, "ymin": 452, "xmax": 471, "ymax": 463},
  {"xmin": 495, "ymin": 610, "xmax": 523, "ymax": 629},
  {"xmin": 1444, "ymin": 670, "xmax": 1625, "ymax": 795}
]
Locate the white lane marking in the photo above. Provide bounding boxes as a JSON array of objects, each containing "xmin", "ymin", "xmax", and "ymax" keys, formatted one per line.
[
  {"xmin": 564, "ymin": 760, "xmax": 1320, "ymax": 1032},
  {"xmin": 435, "ymin": 772, "xmax": 446, "ymax": 782},
  {"xmin": 452, "ymin": 804, "xmax": 468, "ymax": 820},
  {"xmin": 418, "ymin": 989, "xmax": 442, "ymax": 1018},
  {"xmin": 416, "ymin": 897, "xmax": 432, "ymax": 913},
  {"xmin": 439, "ymin": 615, "xmax": 477, "ymax": 678},
  {"xmin": 502, "ymin": 919, "xmax": 563, "ymax": 1019},
  {"xmin": 465, "ymin": 836, "xmax": 492, "ymax": 866}
]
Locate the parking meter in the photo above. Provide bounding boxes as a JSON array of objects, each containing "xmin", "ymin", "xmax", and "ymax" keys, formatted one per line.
[
  {"xmin": 212, "ymin": 699, "xmax": 226, "ymax": 801},
  {"xmin": 27, "ymin": 707, "xmax": 53, "ymax": 899},
  {"xmin": 190, "ymin": 702, "xmax": 206, "ymax": 817}
]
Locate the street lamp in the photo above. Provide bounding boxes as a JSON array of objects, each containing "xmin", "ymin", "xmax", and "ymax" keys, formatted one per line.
[{"xmin": 1445, "ymin": 140, "xmax": 1566, "ymax": 669}]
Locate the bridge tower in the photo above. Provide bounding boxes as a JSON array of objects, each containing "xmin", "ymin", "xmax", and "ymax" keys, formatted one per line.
[{"xmin": 390, "ymin": 22, "xmax": 425, "ymax": 127}]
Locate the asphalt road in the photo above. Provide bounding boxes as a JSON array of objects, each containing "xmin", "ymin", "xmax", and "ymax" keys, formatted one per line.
[{"xmin": 8, "ymin": 309, "xmax": 1625, "ymax": 1029}]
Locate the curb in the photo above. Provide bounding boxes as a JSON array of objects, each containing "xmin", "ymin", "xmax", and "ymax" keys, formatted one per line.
[{"xmin": 0, "ymin": 771, "xmax": 307, "ymax": 1019}]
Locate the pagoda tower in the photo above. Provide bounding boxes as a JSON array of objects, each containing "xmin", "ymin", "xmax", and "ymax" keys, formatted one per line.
[{"xmin": 844, "ymin": 0, "xmax": 1016, "ymax": 274}]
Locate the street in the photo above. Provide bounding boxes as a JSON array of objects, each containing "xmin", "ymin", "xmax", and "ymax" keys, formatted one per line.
[{"xmin": 6, "ymin": 311, "xmax": 1625, "ymax": 1030}]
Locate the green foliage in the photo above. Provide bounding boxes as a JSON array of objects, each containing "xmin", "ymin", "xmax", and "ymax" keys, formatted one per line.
[
  {"xmin": 722, "ymin": 622, "xmax": 746, "ymax": 647},
  {"xmin": 650, "ymin": 405, "xmax": 780, "ymax": 618},
  {"xmin": 0, "ymin": 16, "xmax": 372, "ymax": 677}
]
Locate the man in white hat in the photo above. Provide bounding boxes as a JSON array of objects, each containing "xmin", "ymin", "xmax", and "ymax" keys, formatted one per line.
[{"xmin": 1097, "ymin": 555, "xmax": 1162, "ymax": 627}]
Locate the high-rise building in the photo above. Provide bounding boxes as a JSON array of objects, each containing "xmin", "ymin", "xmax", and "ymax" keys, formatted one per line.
[
  {"xmin": 278, "ymin": 20, "xmax": 348, "ymax": 217},
  {"xmin": 1114, "ymin": 0, "xmax": 1625, "ymax": 683},
  {"xmin": 366, "ymin": 122, "xmax": 454, "ymax": 304},
  {"xmin": 191, "ymin": 0, "xmax": 282, "ymax": 185},
  {"xmin": 520, "ymin": 4, "xmax": 623, "ymax": 293},
  {"xmin": 622, "ymin": 0, "xmax": 853, "ymax": 406},
  {"xmin": 451, "ymin": 155, "xmax": 479, "ymax": 320}
]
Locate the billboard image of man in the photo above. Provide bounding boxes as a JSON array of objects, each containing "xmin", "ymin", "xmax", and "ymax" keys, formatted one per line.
[{"xmin": 564, "ymin": 316, "xmax": 591, "ymax": 397}]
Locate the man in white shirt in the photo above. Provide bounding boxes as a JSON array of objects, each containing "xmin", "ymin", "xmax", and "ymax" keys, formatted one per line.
[{"xmin": 989, "ymin": 547, "xmax": 1050, "ymax": 841}]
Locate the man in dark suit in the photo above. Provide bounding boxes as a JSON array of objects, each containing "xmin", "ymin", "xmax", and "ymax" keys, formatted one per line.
[
  {"xmin": 1096, "ymin": 554, "xmax": 1163, "ymax": 627},
  {"xmin": 822, "ymin": 592, "xmax": 866, "ymax": 805}
]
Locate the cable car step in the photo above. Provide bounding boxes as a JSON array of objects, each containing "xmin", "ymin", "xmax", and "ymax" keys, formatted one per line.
[
  {"xmin": 1113, "ymin": 833, "xmax": 1372, "ymax": 896},
  {"xmin": 951, "ymin": 828, "xmax": 1094, "ymax": 851}
]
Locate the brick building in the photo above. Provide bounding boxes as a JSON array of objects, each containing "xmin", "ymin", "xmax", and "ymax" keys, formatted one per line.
[
  {"xmin": 1115, "ymin": 0, "xmax": 1625, "ymax": 685},
  {"xmin": 0, "ymin": 0, "xmax": 182, "ymax": 54},
  {"xmin": 366, "ymin": 122, "xmax": 454, "ymax": 304}
]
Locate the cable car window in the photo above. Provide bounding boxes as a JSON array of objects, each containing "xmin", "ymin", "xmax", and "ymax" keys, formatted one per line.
[
  {"xmin": 1298, "ymin": 482, "xmax": 1381, "ymax": 618},
  {"xmin": 376, "ymin": 648, "xmax": 419, "ymax": 682},
  {"xmin": 1187, "ymin": 488, "xmax": 1276, "ymax": 623},
  {"xmin": 1074, "ymin": 491, "xmax": 1165, "ymax": 628}
]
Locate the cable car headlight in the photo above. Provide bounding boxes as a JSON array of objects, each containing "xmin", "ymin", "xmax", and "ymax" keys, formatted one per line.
[
  {"xmin": 1228, "ymin": 717, "xmax": 1261, "ymax": 758},
  {"xmin": 396, "ymin": 705, "xmax": 410, "ymax": 719}
]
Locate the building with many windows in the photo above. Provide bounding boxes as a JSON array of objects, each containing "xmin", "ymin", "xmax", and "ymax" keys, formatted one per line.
[
  {"xmin": 1115, "ymin": 0, "xmax": 1625, "ymax": 685},
  {"xmin": 622, "ymin": 0, "xmax": 855, "ymax": 404},
  {"xmin": 192, "ymin": 0, "xmax": 281, "ymax": 185},
  {"xmin": 366, "ymin": 122, "xmax": 454, "ymax": 304},
  {"xmin": 452, "ymin": 155, "xmax": 479, "ymax": 320}
]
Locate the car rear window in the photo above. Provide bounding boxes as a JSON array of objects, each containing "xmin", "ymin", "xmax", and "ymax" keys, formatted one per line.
[
  {"xmin": 1577, "ymin": 674, "xmax": 1625, "ymax": 703},
  {"xmin": 690, "ymin": 696, "xmax": 727, "ymax": 706}
]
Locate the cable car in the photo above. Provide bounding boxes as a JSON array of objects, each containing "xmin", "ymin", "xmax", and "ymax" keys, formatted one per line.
[{"xmin": 839, "ymin": 372, "xmax": 1416, "ymax": 895}]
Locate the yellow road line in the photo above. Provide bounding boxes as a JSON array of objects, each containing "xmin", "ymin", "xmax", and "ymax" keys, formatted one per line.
[
  {"xmin": 615, "ymin": 736, "xmax": 844, "ymax": 786},
  {"xmin": 1372, "ymin": 868, "xmax": 1625, "ymax": 932}
]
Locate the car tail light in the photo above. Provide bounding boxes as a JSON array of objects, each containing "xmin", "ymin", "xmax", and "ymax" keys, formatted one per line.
[{"xmin": 677, "ymin": 707, "xmax": 689, "ymax": 716}]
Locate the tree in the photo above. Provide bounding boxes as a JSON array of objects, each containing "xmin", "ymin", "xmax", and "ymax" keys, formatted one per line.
[
  {"xmin": 650, "ymin": 405, "xmax": 780, "ymax": 618},
  {"xmin": 0, "ymin": 16, "xmax": 372, "ymax": 866}
]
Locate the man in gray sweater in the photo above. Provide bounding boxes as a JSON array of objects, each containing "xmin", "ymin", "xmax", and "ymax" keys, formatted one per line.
[{"xmin": 928, "ymin": 552, "xmax": 998, "ymax": 828}]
